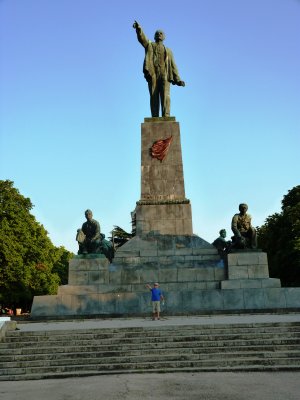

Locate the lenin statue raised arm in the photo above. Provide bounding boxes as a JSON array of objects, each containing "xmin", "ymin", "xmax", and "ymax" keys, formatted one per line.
[{"xmin": 133, "ymin": 20, "xmax": 185, "ymax": 117}]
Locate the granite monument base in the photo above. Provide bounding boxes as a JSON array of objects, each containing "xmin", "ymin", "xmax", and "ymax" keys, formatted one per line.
[{"xmin": 31, "ymin": 241, "xmax": 300, "ymax": 317}]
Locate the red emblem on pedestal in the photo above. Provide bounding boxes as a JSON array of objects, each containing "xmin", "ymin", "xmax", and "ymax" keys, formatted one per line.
[{"xmin": 150, "ymin": 136, "xmax": 173, "ymax": 162}]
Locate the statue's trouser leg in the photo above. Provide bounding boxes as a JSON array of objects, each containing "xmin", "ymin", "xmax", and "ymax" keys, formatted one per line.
[
  {"xmin": 148, "ymin": 77, "xmax": 160, "ymax": 117},
  {"xmin": 250, "ymin": 228, "xmax": 257, "ymax": 248},
  {"xmin": 160, "ymin": 79, "xmax": 170, "ymax": 117},
  {"xmin": 78, "ymin": 244, "xmax": 85, "ymax": 254},
  {"xmin": 80, "ymin": 243, "xmax": 88, "ymax": 254},
  {"xmin": 91, "ymin": 239, "xmax": 102, "ymax": 253}
]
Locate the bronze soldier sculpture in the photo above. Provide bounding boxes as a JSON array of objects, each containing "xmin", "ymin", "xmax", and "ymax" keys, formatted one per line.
[
  {"xmin": 212, "ymin": 229, "xmax": 232, "ymax": 257},
  {"xmin": 76, "ymin": 210, "xmax": 115, "ymax": 262},
  {"xmin": 231, "ymin": 204, "xmax": 257, "ymax": 249},
  {"xmin": 133, "ymin": 20, "xmax": 185, "ymax": 117}
]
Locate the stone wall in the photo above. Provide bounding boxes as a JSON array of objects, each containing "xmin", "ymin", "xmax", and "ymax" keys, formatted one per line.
[{"xmin": 31, "ymin": 250, "xmax": 300, "ymax": 317}]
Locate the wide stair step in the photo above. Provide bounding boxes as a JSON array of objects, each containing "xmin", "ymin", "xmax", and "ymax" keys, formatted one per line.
[{"xmin": 1, "ymin": 322, "xmax": 300, "ymax": 380}]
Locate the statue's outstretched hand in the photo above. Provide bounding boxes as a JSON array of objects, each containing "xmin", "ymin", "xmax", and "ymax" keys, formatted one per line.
[
  {"xmin": 133, "ymin": 20, "xmax": 139, "ymax": 29},
  {"xmin": 178, "ymin": 81, "xmax": 185, "ymax": 87}
]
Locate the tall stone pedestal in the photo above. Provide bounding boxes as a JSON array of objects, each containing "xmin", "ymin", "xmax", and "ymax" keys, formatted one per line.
[
  {"xmin": 136, "ymin": 117, "xmax": 192, "ymax": 235},
  {"xmin": 31, "ymin": 118, "xmax": 300, "ymax": 317}
]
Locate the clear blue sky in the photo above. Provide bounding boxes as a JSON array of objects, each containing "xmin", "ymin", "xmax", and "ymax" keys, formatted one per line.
[{"xmin": 1, "ymin": 0, "xmax": 299, "ymax": 253}]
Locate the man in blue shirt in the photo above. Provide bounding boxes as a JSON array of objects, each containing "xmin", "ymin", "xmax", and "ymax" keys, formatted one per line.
[{"xmin": 146, "ymin": 282, "xmax": 164, "ymax": 320}]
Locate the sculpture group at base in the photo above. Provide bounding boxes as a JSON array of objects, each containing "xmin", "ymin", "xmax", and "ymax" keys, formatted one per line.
[
  {"xmin": 77, "ymin": 203, "xmax": 256, "ymax": 264},
  {"xmin": 76, "ymin": 209, "xmax": 115, "ymax": 262},
  {"xmin": 213, "ymin": 203, "xmax": 257, "ymax": 255}
]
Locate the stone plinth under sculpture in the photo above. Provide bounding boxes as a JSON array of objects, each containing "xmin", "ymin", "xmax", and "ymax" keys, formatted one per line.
[
  {"xmin": 136, "ymin": 117, "xmax": 192, "ymax": 235},
  {"xmin": 31, "ymin": 250, "xmax": 300, "ymax": 316},
  {"xmin": 31, "ymin": 118, "xmax": 300, "ymax": 317}
]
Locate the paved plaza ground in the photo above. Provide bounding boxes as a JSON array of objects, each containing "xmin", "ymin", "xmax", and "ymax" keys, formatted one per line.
[
  {"xmin": 1, "ymin": 313, "xmax": 300, "ymax": 399},
  {"xmin": 13, "ymin": 312, "xmax": 300, "ymax": 332},
  {"xmin": 1, "ymin": 371, "xmax": 300, "ymax": 400}
]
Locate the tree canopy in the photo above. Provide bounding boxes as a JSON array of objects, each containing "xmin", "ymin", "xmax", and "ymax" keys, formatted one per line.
[
  {"xmin": 110, "ymin": 225, "xmax": 134, "ymax": 249},
  {"xmin": 257, "ymin": 185, "xmax": 300, "ymax": 286},
  {"xmin": 0, "ymin": 180, "xmax": 73, "ymax": 310}
]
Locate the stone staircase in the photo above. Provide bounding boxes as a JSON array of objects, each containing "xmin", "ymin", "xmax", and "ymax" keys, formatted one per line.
[{"xmin": 1, "ymin": 321, "xmax": 300, "ymax": 380}]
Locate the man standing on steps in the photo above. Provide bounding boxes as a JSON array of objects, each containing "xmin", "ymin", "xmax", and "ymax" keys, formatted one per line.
[
  {"xmin": 146, "ymin": 282, "xmax": 164, "ymax": 320},
  {"xmin": 133, "ymin": 20, "xmax": 185, "ymax": 117}
]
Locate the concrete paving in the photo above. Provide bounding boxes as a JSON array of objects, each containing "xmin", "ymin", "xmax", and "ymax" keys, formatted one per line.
[
  {"xmin": 14, "ymin": 312, "xmax": 300, "ymax": 332},
  {"xmin": 1, "ymin": 372, "xmax": 300, "ymax": 400},
  {"xmin": 1, "ymin": 313, "xmax": 300, "ymax": 399}
]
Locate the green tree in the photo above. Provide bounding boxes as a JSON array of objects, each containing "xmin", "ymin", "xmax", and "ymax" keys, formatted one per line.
[
  {"xmin": 257, "ymin": 185, "xmax": 300, "ymax": 286},
  {"xmin": 110, "ymin": 226, "xmax": 134, "ymax": 249},
  {"xmin": 51, "ymin": 246, "xmax": 73, "ymax": 285},
  {"xmin": 0, "ymin": 180, "xmax": 72, "ymax": 310},
  {"xmin": 109, "ymin": 210, "xmax": 136, "ymax": 249}
]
